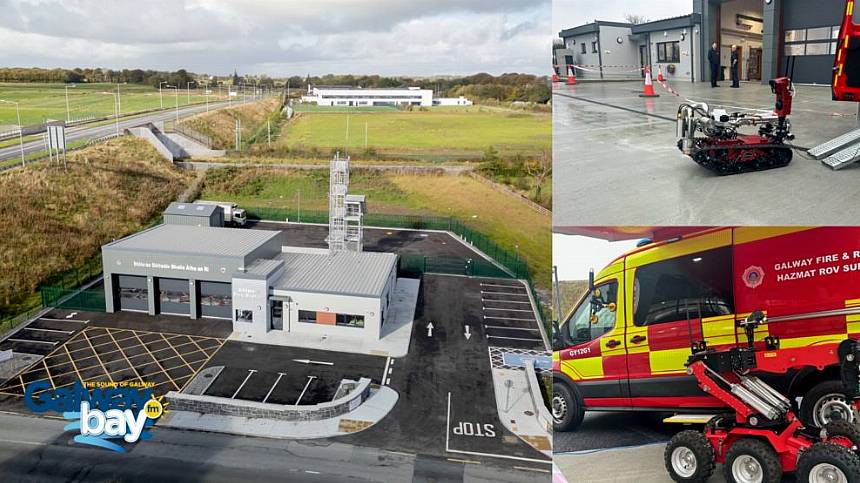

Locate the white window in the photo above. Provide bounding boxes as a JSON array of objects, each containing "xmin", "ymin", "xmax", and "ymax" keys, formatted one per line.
[{"xmin": 785, "ymin": 44, "xmax": 806, "ymax": 56}]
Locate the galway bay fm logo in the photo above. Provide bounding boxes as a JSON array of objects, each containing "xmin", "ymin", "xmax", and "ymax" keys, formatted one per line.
[{"xmin": 24, "ymin": 380, "xmax": 166, "ymax": 453}]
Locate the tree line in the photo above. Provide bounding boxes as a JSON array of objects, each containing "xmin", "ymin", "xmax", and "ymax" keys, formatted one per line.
[
  {"xmin": 0, "ymin": 67, "xmax": 550, "ymax": 103},
  {"xmin": 284, "ymin": 72, "xmax": 550, "ymax": 103}
]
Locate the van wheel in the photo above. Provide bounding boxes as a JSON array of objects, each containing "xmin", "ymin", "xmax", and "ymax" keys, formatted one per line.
[
  {"xmin": 664, "ymin": 430, "xmax": 715, "ymax": 482},
  {"xmin": 801, "ymin": 381, "xmax": 860, "ymax": 429},
  {"xmin": 552, "ymin": 382, "xmax": 584, "ymax": 432},
  {"xmin": 796, "ymin": 443, "xmax": 860, "ymax": 483},
  {"xmin": 723, "ymin": 438, "xmax": 782, "ymax": 483}
]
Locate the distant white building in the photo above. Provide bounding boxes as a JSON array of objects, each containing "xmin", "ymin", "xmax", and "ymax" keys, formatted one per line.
[
  {"xmin": 433, "ymin": 96, "xmax": 473, "ymax": 106},
  {"xmin": 302, "ymin": 85, "xmax": 434, "ymax": 107}
]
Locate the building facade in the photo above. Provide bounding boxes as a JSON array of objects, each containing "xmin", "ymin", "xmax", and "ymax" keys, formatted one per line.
[
  {"xmin": 558, "ymin": 0, "xmax": 845, "ymax": 85},
  {"xmin": 102, "ymin": 224, "xmax": 399, "ymax": 343},
  {"xmin": 302, "ymin": 85, "xmax": 434, "ymax": 107}
]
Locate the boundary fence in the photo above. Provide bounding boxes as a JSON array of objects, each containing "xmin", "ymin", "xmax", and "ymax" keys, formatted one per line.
[{"xmin": 2, "ymin": 209, "xmax": 548, "ymax": 337}]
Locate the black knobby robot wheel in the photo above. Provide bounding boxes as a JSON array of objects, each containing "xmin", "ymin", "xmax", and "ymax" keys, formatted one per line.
[
  {"xmin": 722, "ymin": 438, "xmax": 783, "ymax": 483},
  {"xmin": 796, "ymin": 442, "xmax": 860, "ymax": 483}
]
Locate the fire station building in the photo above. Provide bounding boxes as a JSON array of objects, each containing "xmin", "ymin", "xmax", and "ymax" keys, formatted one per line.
[
  {"xmin": 557, "ymin": 0, "xmax": 846, "ymax": 85},
  {"xmin": 101, "ymin": 224, "xmax": 398, "ymax": 342}
]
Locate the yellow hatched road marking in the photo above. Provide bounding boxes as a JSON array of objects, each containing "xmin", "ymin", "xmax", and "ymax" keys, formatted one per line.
[
  {"xmin": 81, "ymin": 330, "xmax": 113, "ymax": 383},
  {"xmin": 42, "ymin": 360, "xmax": 55, "ymax": 389},
  {"xmin": 105, "ymin": 328, "xmax": 145, "ymax": 384},
  {"xmin": 132, "ymin": 331, "xmax": 179, "ymax": 391}
]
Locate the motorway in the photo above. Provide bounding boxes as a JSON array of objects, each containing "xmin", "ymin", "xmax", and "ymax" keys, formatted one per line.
[
  {"xmin": 0, "ymin": 412, "xmax": 532, "ymax": 482},
  {"xmin": 0, "ymin": 100, "xmax": 237, "ymax": 165}
]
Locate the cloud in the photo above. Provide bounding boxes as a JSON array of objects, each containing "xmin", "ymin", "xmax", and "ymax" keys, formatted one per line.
[{"xmin": 0, "ymin": 0, "xmax": 550, "ymax": 75}]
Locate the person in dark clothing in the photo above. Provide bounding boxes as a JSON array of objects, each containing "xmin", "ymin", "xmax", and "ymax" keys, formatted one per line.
[
  {"xmin": 730, "ymin": 45, "xmax": 740, "ymax": 88},
  {"xmin": 708, "ymin": 42, "xmax": 720, "ymax": 87}
]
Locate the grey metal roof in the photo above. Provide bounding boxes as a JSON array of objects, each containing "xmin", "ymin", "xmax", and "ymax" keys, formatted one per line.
[
  {"xmin": 272, "ymin": 249, "xmax": 397, "ymax": 298},
  {"xmin": 103, "ymin": 224, "xmax": 281, "ymax": 258},
  {"xmin": 345, "ymin": 194, "xmax": 366, "ymax": 203},
  {"xmin": 631, "ymin": 14, "xmax": 701, "ymax": 34},
  {"xmin": 239, "ymin": 258, "xmax": 285, "ymax": 279},
  {"xmin": 559, "ymin": 21, "xmax": 631, "ymax": 39},
  {"xmin": 163, "ymin": 202, "xmax": 219, "ymax": 217}
]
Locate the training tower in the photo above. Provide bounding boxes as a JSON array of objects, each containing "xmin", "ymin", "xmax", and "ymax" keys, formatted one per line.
[{"xmin": 327, "ymin": 152, "xmax": 365, "ymax": 253}]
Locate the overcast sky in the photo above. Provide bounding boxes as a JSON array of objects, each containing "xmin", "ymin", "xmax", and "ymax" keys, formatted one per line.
[
  {"xmin": 553, "ymin": 0, "xmax": 691, "ymax": 36},
  {"xmin": 553, "ymin": 234, "xmax": 639, "ymax": 281},
  {"xmin": 0, "ymin": 0, "xmax": 550, "ymax": 77}
]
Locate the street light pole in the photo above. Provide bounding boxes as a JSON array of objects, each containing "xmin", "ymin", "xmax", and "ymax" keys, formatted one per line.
[
  {"xmin": 116, "ymin": 83, "xmax": 122, "ymax": 116},
  {"xmin": 0, "ymin": 100, "xmax": 25, "ymax": 167},
  {"xmin": 64, "ymin": 84, "xmax": 75, "ymax": 123},
  {"xmin": 187, "ymin": 81, "xmax": 196, "ymax": 105},
  {"xmin": 159, "ymin": 81, "xmax": 168, "ymax": 109}
]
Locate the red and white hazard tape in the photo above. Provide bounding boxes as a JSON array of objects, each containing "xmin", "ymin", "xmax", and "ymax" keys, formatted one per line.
[
  {"xmin": 656, "ymin": 78, "xmax": 682, "ymax": 97},
  {"xmin": 572, "ymin": 65, "xmax": 644, "ymax": 74}
]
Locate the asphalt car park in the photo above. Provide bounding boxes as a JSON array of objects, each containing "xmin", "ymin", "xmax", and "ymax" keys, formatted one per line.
[
  {"xmin": 249, "ymin": 221, "xmax": 478, "ymax": 258},
  {"xmin": 337, "ymin": 274, "xmax": 551, "ymax": 468},
  {"xmin": 553, "ymin": 81, "xmax": 860, "ymax": 227},
  {"xmin": 0, "ymin": 311, "xmax": 89, "ymax": 357},
  {"xmin": 200, "ymin": 341, "xmax": 388, "ymax": 406},
  {"xmin": 479, "ymin": 280, "xmax": 545, "ymax": 351},
  {"xmin": 0, "ymin": 325, "xmax": 225, "ymax": 400}
]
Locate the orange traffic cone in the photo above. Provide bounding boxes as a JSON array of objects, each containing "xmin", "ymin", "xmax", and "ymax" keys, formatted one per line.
[
  {"xmin": 639, "ymin": 67, "xmax": 660, "ymax": 98},
  {"xmin": 551, "ymin": 65, "xmax": 560, "ymax": 83},
  {"xmin": 566, "ymin": 65, "xmax": 577, "ymax": 85},
  {"xmin": 657, "ymin": 65, "xmax": 664, "ymax": 82}
]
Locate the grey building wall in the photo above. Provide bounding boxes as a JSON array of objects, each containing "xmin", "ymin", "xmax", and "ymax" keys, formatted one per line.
[
  {"xmin": 102, "ymin": 230, "xmax": 284, "ymax": 316},
  {"xmin": 599, "ymin": 25, "xmax": 641, "ymax": 79},
  {"xmin": 782, "ymin": 0, "xmax": 843, "ymax": 84},
  {"xmin": 698, "ymin": 0, "xmax": 841, "ymax": 84},
  {"xmin": 163, "ymin": 210, "xmax": 224, "ymax": 227}
]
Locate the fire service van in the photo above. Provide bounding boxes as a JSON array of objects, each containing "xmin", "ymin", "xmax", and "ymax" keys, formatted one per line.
[{"xmin": 552, "ymin": 227, "xmax": 860, "ymax": 432}]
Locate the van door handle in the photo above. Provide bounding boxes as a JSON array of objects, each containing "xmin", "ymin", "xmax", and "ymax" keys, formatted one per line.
[
  {"xmin": 605, "ymin": 339, "xmax": 621, "ymax": 348},
  {"xmin": 630, "ymin": 335, "xmax": 647, "ymax": 344}
]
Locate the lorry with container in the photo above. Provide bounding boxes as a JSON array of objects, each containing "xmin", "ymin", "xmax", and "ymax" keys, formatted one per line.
[
  {"xmin": 194, "ymin": 200, "xmax": 246, "ymax": 227},
  {"xmin": 552, "ymin": 227, "xmax": 860, "ymax": 433}
]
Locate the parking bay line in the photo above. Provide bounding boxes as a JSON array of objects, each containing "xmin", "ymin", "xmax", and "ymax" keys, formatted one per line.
[
  {"xmin": 487, "ymin": 335, "xmax": 543, "ymax": 342},
  {"xmin": 232, "ymin": 370, "xmax": 257, "ymax": 399},
  {"xmin": 7, "ymin": 339, "xmax": 57, "ymax": 346},
  {"xmin": 481, "ymin": 299, "xmax": 531, "ymax": 305},
  {"xmin": 445, "ymin": 392, "xmax": 551, "ymax": 465},
  {"xmin": 484, "ymin": 325, "xmax": 539, "ymax": 331},
  {"xmin": 39, "ymin": 318, "xmax": 88, "ymax": 324},
  {"xmin": 480, "ymin": 291, "xmax": 529, "ymax": 297},
  {"xmin": 480, "ymin": 283, "xmax": 523, "ymax": 289},
  {"xmin": 295, "ymin": 375, "xmax": 317, "ymax": 405},
  {"xmin": 23, "ymin": 327, "xmax": 75, "ymax": 334},
  {"xmin": 262, "ymin": 372, "xmax": 285, "ymax": 403},
  {"xmin": 483, "ymin": 316, "xmax": 536, "ymax": 322},
  {"xmin": 482, "ymin": 307, "xmax": 534, "ymax": 313}
]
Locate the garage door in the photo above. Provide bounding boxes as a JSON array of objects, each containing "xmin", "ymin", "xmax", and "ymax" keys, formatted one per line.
[
  {"xmin": 157, "ymin": 277, "xmax": 190, "ymax": 315},
  {"xmin": 117, "ymin": 275, "xmax": 148, "ymax": 312},
  {"xmin": 199, "ymin": 281, "xmax": 231, "ymax": 319}
]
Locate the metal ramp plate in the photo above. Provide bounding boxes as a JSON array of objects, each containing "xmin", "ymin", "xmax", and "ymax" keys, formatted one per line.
[
  {"xmin": 808, "ymin": 128, "xmax": 860, "ymax": 159},
  {"xmin": 822, "ymin": 143, "xmax": 860, "ymax": 170},
  {"xmin": 663, "ymin": 414, "xmax": 717, "ymax": 425}
]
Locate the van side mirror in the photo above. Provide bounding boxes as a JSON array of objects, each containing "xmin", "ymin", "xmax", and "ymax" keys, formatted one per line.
[{"xmin": 552, "ymin": 321, "xmax": 564, "ymax": 350}]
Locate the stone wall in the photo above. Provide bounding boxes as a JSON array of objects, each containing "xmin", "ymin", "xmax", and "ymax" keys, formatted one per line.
[{"xmin": 166, "ymin": 377, "xmax": 372, "ymax": 421}]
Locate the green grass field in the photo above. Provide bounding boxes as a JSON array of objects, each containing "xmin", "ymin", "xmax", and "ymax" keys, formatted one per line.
[
  {"xmin": 280, "ymin": 106, "xmax": 550, "ymax": 158},
  {"xmin": 201, "ymin": 168, "xmax": 551, "ymax": 288},
  {"xmin": 0, "ymin": 82, "xmax": 227, "ymax": 127}
]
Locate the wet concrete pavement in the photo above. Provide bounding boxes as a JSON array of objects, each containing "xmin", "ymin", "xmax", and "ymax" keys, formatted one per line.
[{"xmin": 553, "ymin": 80, "xmax": 860, "ymax": 227}]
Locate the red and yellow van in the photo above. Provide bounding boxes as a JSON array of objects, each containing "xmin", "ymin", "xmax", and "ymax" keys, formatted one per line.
[{"xmin": 553, "ymin": 227, "xmax": 860, "ymax": 431}]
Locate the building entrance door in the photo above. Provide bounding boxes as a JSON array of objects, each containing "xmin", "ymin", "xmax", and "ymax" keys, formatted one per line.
[
  {"xmin": 271, "ymin": 300, "xmax": 283, "ymax": 330},
  {"xmin": 639, "ymin": 45, "xmax": 648, "ymax": 78}
]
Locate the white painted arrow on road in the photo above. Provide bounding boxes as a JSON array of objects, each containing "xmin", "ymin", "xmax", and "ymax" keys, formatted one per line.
[
  {"xmin": 427, "ymin": 322, "xmax": 434, "ymax": 337},
  {"xmin": 464, "ymin": 325, "xmax": 472, "ymax": 341},
  {"xmin": 292, "ymin": 359, "xmax": 334, "ymax": 366}
]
